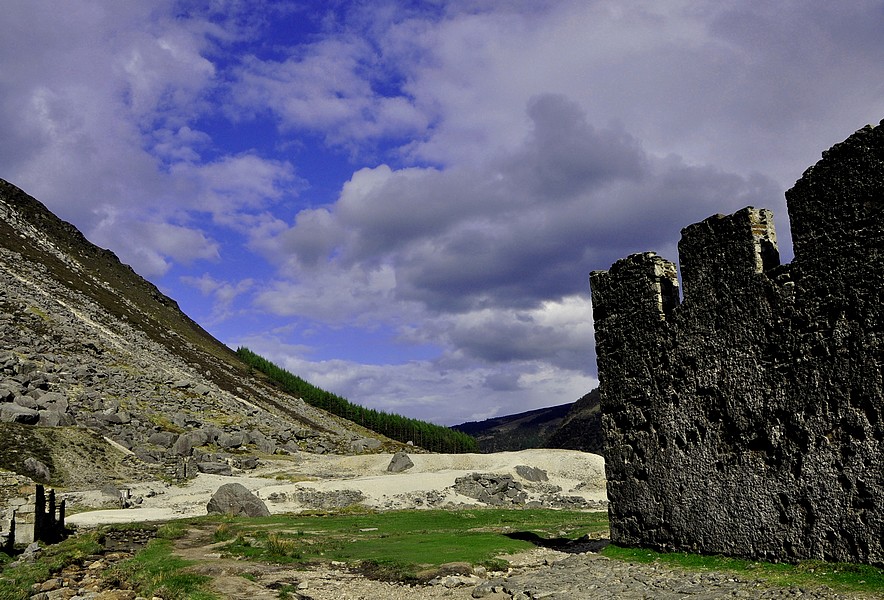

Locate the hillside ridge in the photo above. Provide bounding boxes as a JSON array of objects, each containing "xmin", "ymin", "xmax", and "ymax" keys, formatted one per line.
[{"xmin": 0, "ymin": 178, "xmax": 392, "ymax": 488}]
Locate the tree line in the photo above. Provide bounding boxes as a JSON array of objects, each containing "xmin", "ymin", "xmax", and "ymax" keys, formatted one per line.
[{"xmin": 236, "ymin": 347, "xmax": 478, "ymax": 453}]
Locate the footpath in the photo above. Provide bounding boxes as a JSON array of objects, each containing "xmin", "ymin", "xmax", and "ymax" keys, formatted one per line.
[{"xmin": 21, "ymin": 529, "xmax": 870, "ymax": 600}]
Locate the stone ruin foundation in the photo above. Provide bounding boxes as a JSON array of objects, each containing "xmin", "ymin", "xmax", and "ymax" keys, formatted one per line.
[
  {"xmin": 1, "ymin": 483, "xmax": 66, "ymax": 551},
  {"xmin": 590, "ymin": 120, "xmax": 884, "ymax": 565}
]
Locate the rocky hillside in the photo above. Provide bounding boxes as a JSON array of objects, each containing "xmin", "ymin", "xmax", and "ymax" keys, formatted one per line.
[
  {"xmin": 0, "ymin": 178, "xmax": 391, "ymax": 489},
  {"xmin": 452, "ymin": 390, "xmax": 602, "ymax": 453}
]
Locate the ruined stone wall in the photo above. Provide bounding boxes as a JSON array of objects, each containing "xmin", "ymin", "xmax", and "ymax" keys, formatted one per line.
[
  {"xmin": 2, "ymin": 484, "xmax": 66, "ymax": 548},
  {"xmin": 590, "ymin": 121, "xmax": 884, "ymax": 565}
]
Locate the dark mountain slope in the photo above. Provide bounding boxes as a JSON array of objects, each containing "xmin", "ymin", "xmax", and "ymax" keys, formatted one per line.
[
  {"xmin": 452, "ymin": 389, "xmax": 602, "ymax": 454},
  {"xmin": 546, "ymin": 388, "xmax": 602, "ymax": 454},
  {"xmin": 453, "ymin": 403, "xmax": 574, "ymax": 453}
]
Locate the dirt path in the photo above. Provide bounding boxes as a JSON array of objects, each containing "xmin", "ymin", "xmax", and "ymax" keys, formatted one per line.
[
  {"xmin": 171, "ymin": 524, "xmax": 479, "ymax": 600},
  {"xmin": 170, "ymin": 526, "xmax": 867, "ymax": 600},
  {"xmin": 172, "ymin": 526, "xmax": 292, "ymax": 599}
]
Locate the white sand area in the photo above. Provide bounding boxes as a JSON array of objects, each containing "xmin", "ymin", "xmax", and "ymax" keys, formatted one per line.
[{"xmin": 65, "ymin": 449, "xmax": 606, "ymax": 527}]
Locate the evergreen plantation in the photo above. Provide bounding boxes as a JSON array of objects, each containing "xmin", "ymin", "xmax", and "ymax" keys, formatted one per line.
[{"xmin": 236, "ymin": 347, "xmax": 479, "ymax": 453}]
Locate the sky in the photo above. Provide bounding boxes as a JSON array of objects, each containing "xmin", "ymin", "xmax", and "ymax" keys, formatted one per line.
[{"xmin": 2, "ymin": 1, "xmax": 883, "ymax": 425}]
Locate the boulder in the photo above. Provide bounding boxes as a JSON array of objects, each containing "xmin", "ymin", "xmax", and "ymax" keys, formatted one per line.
[
  {"xmin": 1, "ymin": 403, "xmax": 39, "ymax": 424},
  {"xmin": 172, "ymin": 430, "xmax": 209, "ymax": 456},
  {"xmin": 351, "ymin": 438, "xmax": 382, "ymax": 453},
  {"xmin": 37, "ymin": 410, "xmax": 73, "ymax": 427},
  {"xmin": 13, "ymin": 396, "xmax": 39, "ymax": 410},
  {"xmin": 218, "ymin": 432, "xmax": 244, "ymax": 449},
  {"xmin": 206, "ymin": 483, "xmax": 270, "ymax": 517},
  {"xmin": 148, "ymin": 431, "xmax": 176, "ymax": 448},
  {"xmin": 197, "ymin": 461, "xmax": 233, "ymax": 476},
  {"xmin": 193, "ymin": 383, "xmax": 212, "ymax": 396},
  {"xmin": 514, "ymin": 465, "xmax": 549, "ymax": 482},
  {"xmin": 172, "ymin": 433, "xmax": 194, "ymax": 456},
  {"xmin": 387, "ymin": 451, "xmax": 414, "ymax": 473},
  {"xmin": 23, "ymin": 457, "xmax": 51, "ymax": 482}
]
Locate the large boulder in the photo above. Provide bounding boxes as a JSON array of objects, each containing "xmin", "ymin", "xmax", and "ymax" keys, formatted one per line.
[
  {"xmin": 1, "ymin": 403, "xmax": 39, "ymax": 424},
  {"xmin": 387, "ymin": 451, "xmax": 414, "ymax": 473},
  {"xmin": 23, "ymin": 457, "xmax": 51, "ymax": 482},
  {"xmin": 197, "ymin": 461, "xmax": 233, "ymax": 476},
  {"xmin": 514, "ymin": 465, "xmax": 548, "ymax": 482},
  {"xmin": 206, "ymin": 483, "xmax": 270, "ymax": 517}
]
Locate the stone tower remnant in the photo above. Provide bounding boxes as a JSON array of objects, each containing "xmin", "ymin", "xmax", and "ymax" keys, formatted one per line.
[{"xmin": 590, "ymin": 120, "xmax": 884, "ymax": 565}]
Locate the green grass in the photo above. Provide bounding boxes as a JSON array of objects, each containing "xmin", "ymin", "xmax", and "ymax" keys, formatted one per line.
[
  {"xmin": 0, "ymin": 531, "xmax": 103, "ymax": 600},
  {"xmin": 603, "ymin": 545, "xmax": 884, "ymax": 596},
  {"xmin": 104, "ymin": 538, "xmax": 217, "ymax": 600},
  {"xmin": 210, "ymin": 508, "xmax": 607, "ymax": 581}
]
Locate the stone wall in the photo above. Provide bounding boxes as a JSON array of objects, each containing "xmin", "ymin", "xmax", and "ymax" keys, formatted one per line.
[
  {"xmin": 589, "ymin": 120, "xmax": 884, "ymax": 565},
  {"xmin": 2, "ymin": 484, "xmax": 66, "ymax": 548}
]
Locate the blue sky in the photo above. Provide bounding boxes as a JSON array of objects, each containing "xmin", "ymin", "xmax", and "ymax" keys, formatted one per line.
[{"xmin": 2, "ymin": 1, "xmax": 883, "ymax": 424}]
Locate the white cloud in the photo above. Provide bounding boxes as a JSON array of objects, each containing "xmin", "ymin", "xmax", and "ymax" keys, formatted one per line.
[
  {"xmin": 231, "ymin": 36, "xmax": 430, "ymax": 147},
  {"xmin": 4, "ymin": 0, "xmax": 884, "ymax": 425},
  {"xmin": 237, "ymin": 336, "xmax": 598, "ymax": 425},
  {"xmin": 180, "ymin": 273, "xmax": 255, "ymax": 323}
]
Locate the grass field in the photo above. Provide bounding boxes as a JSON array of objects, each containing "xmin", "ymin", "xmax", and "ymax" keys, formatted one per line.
[
  {"xmin": 208, "ymin": 508, "xmax": 608, "ymax": 581},
  {"xmin": 3, "ymin": 509, "xmax": 884, "ymax": 599}
]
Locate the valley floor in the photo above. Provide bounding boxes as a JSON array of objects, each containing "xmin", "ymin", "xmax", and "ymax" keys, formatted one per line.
[{"xmin": 65, "ymin": 449, "xmax": 607, "ymax": 526}]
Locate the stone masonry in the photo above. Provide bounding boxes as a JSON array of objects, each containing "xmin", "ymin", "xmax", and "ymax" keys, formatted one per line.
[{"xmin": 590, "ymin": 121, "xmax": 884, "ymax": 565}]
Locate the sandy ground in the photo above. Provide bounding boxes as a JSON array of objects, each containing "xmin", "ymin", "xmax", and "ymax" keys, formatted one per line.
[{"xmin": 65, "ymin": 449, "xmax": 606, "ymax": 526}]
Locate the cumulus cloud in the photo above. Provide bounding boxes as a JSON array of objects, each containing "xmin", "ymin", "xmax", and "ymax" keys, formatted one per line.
[
  {"xmin": 230, "ymin": 35, "xmax": 430, "ymax": 148},
  {"xmin": 180, "ymin": 273, "xmax": 255, "ymax": 323},
  {"xmin": 258, "ymin": 93, "xmax": 779, "ymax": 319},
  {"xmin": 236, "ymin": 335, "xmax": 598, "ymax": 425},
  {"xmin": 0, "ymin": 1, "xmax": 304, "ymax": 277},
  {"xmin": 4, "ymin": 0, "xmax": 884, "ymax": 424}
]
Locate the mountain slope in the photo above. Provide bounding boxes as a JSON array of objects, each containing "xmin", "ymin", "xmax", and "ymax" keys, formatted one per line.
[
  {"xmin": 546, "ymin": 388, "xmax": 603, "ymax": 454},
  {"xmin": 452, "ymin": 403, "xmax": 574, "ymax": 452},
  {"xmin": 452, "ymin": 389, "xmax": 602, "ymax": 454},
  {"xmin": 0, "ymin": 178, "xmax": 390, "ymax": 488}
]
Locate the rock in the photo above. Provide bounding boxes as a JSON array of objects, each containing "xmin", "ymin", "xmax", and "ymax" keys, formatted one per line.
[
  {"xmin": 206, "ymin": 483, "xmax": 270, "ymax": 517},
  {"xmin": 12, "ymin": 541, "xmax": 41, "ymax": 565},
  {"xmin": 351, "ymin": 438, "xmax": 382, "ymax": 453},
  {"xmin": 172, "ymin": 433, "xmax": 194, "ymax": 456},
  {"xmin": 148, "ymin": 431, "xmax": 176, "ymax": 448},
  {"xmin": 101, "ymin": 483, "xmax": 122, "ymax": 499},
  {"xmin": 248, "ymin": 430, "xmax": 276, "ymax": 454},
  {"xmin": 1, "ymin": 403, "xmax": 39, "ymax": 424},
  {"xmin": 23, "ymin": 457, "xmax": 51, "ymax": 481},
  {"xmin": 41, "ymin": 391, "xmax": 69, "ymax": 413},
  {"xmin": 453, "ymin": 473, "xmax": 527, "ymax": 505},
  {"xmin": 515, "ymin": 465, "xmax": 548, "ymax": 482},
  {"xmin": 0, "ymin": 384, "xmax": 19, "ymax": 402},
  {"xmin": 233, "ymin": 455, "xmax": 259, "ymax": 470},
  {"xmin": 387, "ymin": 451, "xmax": 414, "ymax": 473},
  {"xmin": 472, "ymin": 579, "xmax": 506, "ymax": 598},
  {"xmin": 13, "ymin": 395, "xmax": 39, "ymax": 409},
  {"xmin": 37, "ymin": 410, "xmax": 74, "ymax": 427},
  {"xmin": 197, "ymin": 461, "xmax": 233, "ymax": 476},
  {"xmin": 192, "ymin": 383, "xmax": 212, "ymax": 396},
  {"xmin": 218, "ymin": 432, "xmax": 244, "ymax": 449}
]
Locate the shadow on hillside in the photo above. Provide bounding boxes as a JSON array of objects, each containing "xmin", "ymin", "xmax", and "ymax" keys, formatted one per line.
[{"xmin": 504, "ymin": 531, "xmax": 609, "ymax": 554}]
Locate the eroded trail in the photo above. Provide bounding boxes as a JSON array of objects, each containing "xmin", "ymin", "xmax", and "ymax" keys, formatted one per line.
[
  {"xmin": 171, "ymin": 523, "xmax": 476, "ymax": 600},
  {"xmin": 171, "ymin": 525, "xmax": 867, "ymax": 600},
  {"xmin": 172, "ymin": 526, "xmax": 290, "ymax": 599}
]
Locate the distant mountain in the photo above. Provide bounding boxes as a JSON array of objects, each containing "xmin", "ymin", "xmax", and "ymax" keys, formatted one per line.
[
  {"xmin": 452, "ymin": 388, "xmax": 602, "ymax": 454},
  {"xmin": 546, "ymin": 388, "xmax": 603, "ymax": 454},
  {"xmin": 0, "ymin": 178, "xmax": 393, "ymax": 488}
]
